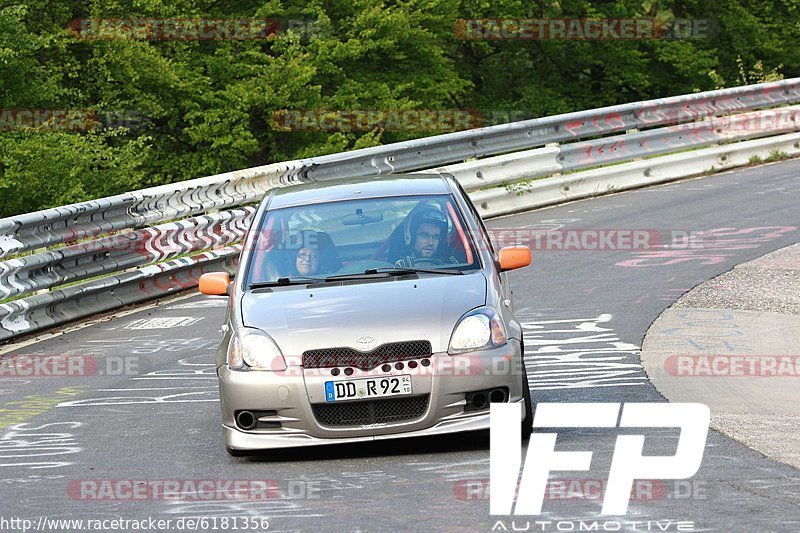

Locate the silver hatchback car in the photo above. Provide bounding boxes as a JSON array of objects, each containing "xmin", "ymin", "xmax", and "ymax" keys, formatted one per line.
[{"xmin": 199, "ymin": 173, "xmax": 532, "ymax": 456}]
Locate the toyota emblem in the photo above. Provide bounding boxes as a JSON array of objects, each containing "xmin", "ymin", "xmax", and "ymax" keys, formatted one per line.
[{"xmin": 355, "ymin": 336, "xmax": 377, "ymax": 350}]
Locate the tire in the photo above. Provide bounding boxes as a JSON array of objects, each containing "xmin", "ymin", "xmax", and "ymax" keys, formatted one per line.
[{"xmin": 521, "ymin": 364, "xmax": 533, "ymax": 440}]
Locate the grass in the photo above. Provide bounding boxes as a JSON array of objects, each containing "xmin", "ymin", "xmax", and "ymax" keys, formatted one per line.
[
  {"xmin": 747, "ymin": 149, "xmax": 792, "ymax": 167},
  {"xmin": 764, "ymin": 149, "xmax": 790, "ymax": 162}
]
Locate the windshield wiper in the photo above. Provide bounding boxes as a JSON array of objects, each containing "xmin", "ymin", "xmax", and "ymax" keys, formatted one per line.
[
  {"xmin": 322, "ymin": 271, "xmax": 393, "ymax": 281},
  {"xmin": 367, "ymin": 267, "xmax": 463, "ymax": 275},
  {"xmin": 249, "ymin": 277, "xmax": 324, "ymax": 289},
  {"xmin": 324, "ymin": 267, "xmax": 462, "ymax": 281}
]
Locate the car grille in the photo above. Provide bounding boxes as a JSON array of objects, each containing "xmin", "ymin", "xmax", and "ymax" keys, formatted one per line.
[
  {"xmin": 312, "ymin": 395, "xmax": 429, "ymax": 427},
  {"xmin": 302, "ymin": 340, "xmax": 432, "ymax": 370}
]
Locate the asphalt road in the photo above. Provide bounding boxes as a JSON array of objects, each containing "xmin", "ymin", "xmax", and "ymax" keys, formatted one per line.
[
  {"xmin": 2, "ymin": 159, "xmax": 800, "ymax": 532},
  {"xmin": 641, "ymin": 242, "xmax": 800, "ymax": 469}
]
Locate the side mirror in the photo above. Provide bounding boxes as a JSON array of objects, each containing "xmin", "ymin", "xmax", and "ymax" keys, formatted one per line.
[
  {"xmin": 199, "ymin": 272, "xmax": 232, "ymax": 296},
  {"xmin": 498, "ymin": 246, "xmax": 532, "ymax": 271}
]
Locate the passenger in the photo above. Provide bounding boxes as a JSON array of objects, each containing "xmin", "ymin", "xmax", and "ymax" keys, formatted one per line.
[
  {"xmin": 393, "ymin": 207, "xmax": 459, "ymax": 267},
  {"xmin": 289, "ymin": 230, "xmax": 341, "ymax": 276},
  {"xmin": 294, "ymin": 246, "xmax": 320, "ymax": 276}
]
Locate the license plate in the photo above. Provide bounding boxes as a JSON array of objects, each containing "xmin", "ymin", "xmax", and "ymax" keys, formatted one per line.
[{"xmin": 324, "ymin": 375, "xmax": 412, "ymax": 402}]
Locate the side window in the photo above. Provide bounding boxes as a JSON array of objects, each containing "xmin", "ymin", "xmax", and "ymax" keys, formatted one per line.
[{"xmin": 454, "ymin": 180, "xmax": 495, "ymax": 254}]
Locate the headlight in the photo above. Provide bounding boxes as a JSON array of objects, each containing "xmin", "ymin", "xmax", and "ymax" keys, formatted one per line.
[
  {"xmin": 448, "ymin": 306, "xmax": 507, "ymax": 354},
  {"xmin": 228, "ymin": 328, "xmax": 286, "ymax": 371}
]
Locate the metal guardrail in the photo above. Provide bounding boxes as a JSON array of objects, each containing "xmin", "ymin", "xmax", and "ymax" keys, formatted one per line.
[
  {"xmin": 0, "ymin": 208, "xmax": 253, "ymax": 300},
  {"xmin": 423, "ymin": 105, "xmax": 800, "ymax": 191},
  {"xmin": 468, "ymin": 131, "xmax": 800, "ymax": 218},
  {"xmin": 2, "ymin": 79, "xmax": 800, "ymax": 342},
  {"xmin": 0, "ymin": 247, "xmax": 240, "ymax": 340},
  {"xmin": 3, "ymin": 79, "xmax": 799, "ymax": 259},
  {"xmin": 0, "ymin": 162, "xmax": 301, "ymax": 258},
  {"xmin": 301, "ymin": 79, "xmax": 800, "ymax": 180}
]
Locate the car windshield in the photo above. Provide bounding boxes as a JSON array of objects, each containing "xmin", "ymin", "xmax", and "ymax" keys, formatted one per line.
[{"xmin": 246, "ymin": 194, "xmax": 481, "ymax": 285}]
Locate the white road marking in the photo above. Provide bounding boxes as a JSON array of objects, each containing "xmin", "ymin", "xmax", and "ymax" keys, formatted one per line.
[
  {"xmin": 0, "ymin": 292, "xmax": 200, "ymax": 356},
  {"xmin": 124, "ymin": 316, "xmax": 204, "ymax": 329},
  {"xmin": 521, "ymin": 314, "xmax": 647, "ymax": 390}
]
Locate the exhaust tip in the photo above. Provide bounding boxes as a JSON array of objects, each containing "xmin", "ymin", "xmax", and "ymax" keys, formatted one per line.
[
  {"xmin": 490, "ymin": 388, "xmax": 508, "ymax": 403},
  {"xmin": 471, "ymin": 392, "xmax": 488, "ymax": 410},
  {"xmin": 235, "ymin": 410, "xmax": 257, "ymax": 430}
]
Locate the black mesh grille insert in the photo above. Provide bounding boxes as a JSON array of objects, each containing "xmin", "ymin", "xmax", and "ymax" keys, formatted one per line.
[
  {"xmin": 303, "ymin": 341, "xmax": 432, "ymax": 370},
  {"xmin": 312, "ymin": 395, "xmax": 429, "ymax": 427}
]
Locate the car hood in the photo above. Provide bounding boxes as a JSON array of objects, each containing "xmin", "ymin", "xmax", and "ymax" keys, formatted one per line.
[{"xmin": 241, "ymin": 272, "xmax": 487, "ymax": 357}]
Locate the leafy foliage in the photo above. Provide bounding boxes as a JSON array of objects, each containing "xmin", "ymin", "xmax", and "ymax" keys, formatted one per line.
[{"xmin": 1, "ymin": 0, "xmax": 797, "ymax": 216}]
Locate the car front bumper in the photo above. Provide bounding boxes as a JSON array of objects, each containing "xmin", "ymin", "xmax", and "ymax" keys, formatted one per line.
[
  {"xmin": 223, "ymin": 398, "xmax": 524, "ymax": 451},
  {"xmin": 218, "ymin": 339, "xmax": 525, "ymax": 451}
]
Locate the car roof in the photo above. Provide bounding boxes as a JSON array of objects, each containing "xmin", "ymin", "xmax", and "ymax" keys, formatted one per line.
[{"xmin": 268, "ymin": 173, "xmax": 454, "ymax": 209}]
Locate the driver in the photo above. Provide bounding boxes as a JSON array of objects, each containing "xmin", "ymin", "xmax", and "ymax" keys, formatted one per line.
[{"xmin": 394, "ymin": 207, "xmax": 459, "ymax": 267}]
